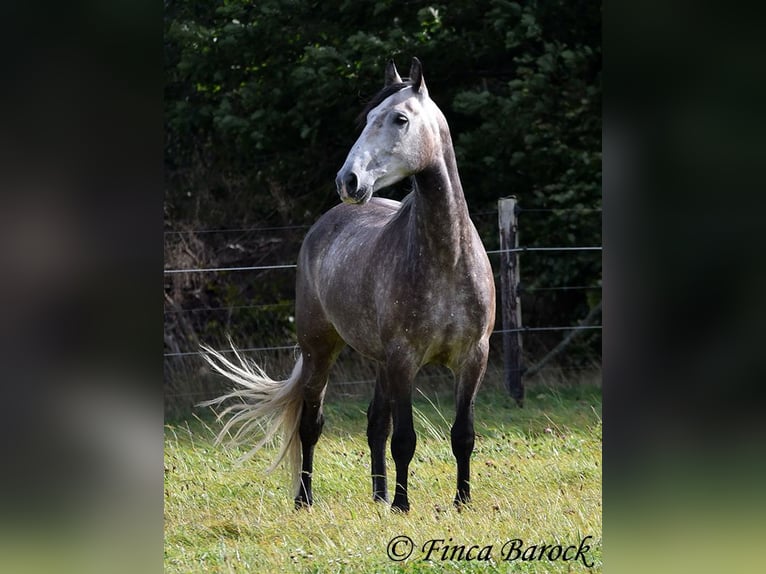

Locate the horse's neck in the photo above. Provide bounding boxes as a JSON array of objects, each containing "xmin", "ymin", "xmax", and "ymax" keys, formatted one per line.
[{"xmin": 409, "ymin": 150, "xmax": 473, "ymax": 267}]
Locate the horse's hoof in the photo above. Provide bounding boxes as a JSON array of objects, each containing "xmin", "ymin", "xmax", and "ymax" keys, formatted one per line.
[
  {"xmin": 453, "ymin": 492, "xmax": 471, "ymax": 510},
  {"xmin": 391, "ymin": 500, "xmax": 410, "ymax": 513},
  {"xmin": 373, "ymin": 493, "xmax": 389, "ymax": 504},
  {"xmin": 294, "ymin": 497, "xmax": 313, "ymax": 510}
]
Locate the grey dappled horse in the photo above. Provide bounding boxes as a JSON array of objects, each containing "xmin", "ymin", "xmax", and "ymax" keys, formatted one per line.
[{"xmin": 201, "ymin": 58, "xmax": 495, "ymax": 512}]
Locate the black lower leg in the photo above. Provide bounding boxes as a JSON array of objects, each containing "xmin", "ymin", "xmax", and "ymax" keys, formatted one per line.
[
  {"xmin": 295, "ymin": 444, "xmax": 314, "ymax": 509},
  {"xmin": 369, "ymin": 432, "xmax": 390, "ymax": 502},
  {"xmin": 391, "ymin": 404, "xmax": 416, "ymax": 512},
  {"xmin": 295, "ymin": 399, "xmax": 324, "ymax": 509},
  {"xmin": 452, "ymin": 345, "xmax": 487, "ymax": 508},
  {"xmin": 451, "ymin": 408, "xmax": 475, "ymax": 507},
  {"xmin": 367, "ymin": 377, "xmax": 391, "ymax": 502}
]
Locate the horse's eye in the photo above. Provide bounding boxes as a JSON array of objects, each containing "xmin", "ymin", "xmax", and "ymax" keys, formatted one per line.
[{"xmin": 393, "ymin": 113, "xmax": 409, "ymax": 126}]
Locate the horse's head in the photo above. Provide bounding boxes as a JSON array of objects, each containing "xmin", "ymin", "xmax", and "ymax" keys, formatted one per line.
[{"xmin": 336, "ymin": 58, "xmax": 444, "ymax": 204}]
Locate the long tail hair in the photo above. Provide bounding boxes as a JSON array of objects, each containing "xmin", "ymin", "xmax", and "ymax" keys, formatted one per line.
[{"xmin": 197, "ymin": 343, "xmax": 304, "ymax": 495}]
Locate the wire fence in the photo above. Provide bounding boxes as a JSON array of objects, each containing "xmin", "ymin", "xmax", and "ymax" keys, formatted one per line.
[
  {"xmin": 163, "ymin": 208, "xmax": 603, "ymax": 366},
  {"xmin": 162, "ymin": 206, "xmax": 601, "ymax": 239},
  {"xmin": 164, "ymin": 263, "xmax": 297, "ymax": 274},
  {"xmin": 162, "ymin": 250, "xmax": 601, "ymax": 274},
  {"xmin": 165, "ymin": 244, "xmax": 600, "ymax": 408},
  {"xmin": 163, "ymin": 321, "xmax": 603, "ymax": 359}
]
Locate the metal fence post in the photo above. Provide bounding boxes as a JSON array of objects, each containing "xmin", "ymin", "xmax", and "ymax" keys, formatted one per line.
[{"xmin": 498, "ymin": 197, "xmax": 524, "ymax": 406}]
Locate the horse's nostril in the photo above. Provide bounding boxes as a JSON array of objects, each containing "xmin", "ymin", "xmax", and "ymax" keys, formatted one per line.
[{"xmin": 343, "ymin": 172, "xmax": 358, "ymax": 194}]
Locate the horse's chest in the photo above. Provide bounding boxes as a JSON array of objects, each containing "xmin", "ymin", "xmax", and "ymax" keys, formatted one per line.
[
  {"xmin": 418, "ymin": 283, "xmax": 485, "ymax": 332},
  {"xmin": 389, "ymin": 268, "xmax": 489, "ymax": 352}
]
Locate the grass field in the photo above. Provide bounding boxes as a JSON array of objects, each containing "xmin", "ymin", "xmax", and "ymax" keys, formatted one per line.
[{"xmin": 164, "ymin": 375, "xmax": 601, "ymax": 573}]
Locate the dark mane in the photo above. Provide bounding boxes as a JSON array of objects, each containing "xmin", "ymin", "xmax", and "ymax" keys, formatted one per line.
[{"xmin": 356, "ymin": 81, "xmax": 412, "ymax": 127}]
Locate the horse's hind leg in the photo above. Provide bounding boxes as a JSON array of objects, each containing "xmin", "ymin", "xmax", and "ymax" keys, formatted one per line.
[
  {"xmin": 367, "ymin": 364, "xmax": 391, "ymax": 502},
  {"xmin": 451, "ymin": 341, "xmax": 490, "ymax": 507},
  {"xmin": 295, "ymin": 334, "xmax": 344, "ymax": 509}
]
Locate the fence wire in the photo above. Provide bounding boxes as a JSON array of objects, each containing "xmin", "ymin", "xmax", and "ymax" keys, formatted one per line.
[
  {"xmin": 164, "ymin": 210, "xmax": 602, "ymax": 378},
  {"xmin": 162, "ymin": 207, "xmax": 601, "ymax": 239},
  {"xmin": 164, "ymin": 325, "xmax": 601, "ymax": 358},
  {"xmin": 164, "ymin": 245, "xmax": 601, "ymax": 274}
]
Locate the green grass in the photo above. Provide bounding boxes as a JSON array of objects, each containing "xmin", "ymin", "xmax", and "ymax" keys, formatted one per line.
[{"xmin": 164, "ymin": 379, "xmax": 601, "ymax": 573}]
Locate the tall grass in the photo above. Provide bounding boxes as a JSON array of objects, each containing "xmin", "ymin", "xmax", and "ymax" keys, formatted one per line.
[{"xmin": 165, "ymin": 371, "xmax": 601, "ymax": 572}]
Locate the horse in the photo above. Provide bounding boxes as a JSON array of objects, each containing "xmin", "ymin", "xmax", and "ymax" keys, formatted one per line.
[{"xmin": 201, "ymin": 57, "xmax": 495, "ymax": 512}]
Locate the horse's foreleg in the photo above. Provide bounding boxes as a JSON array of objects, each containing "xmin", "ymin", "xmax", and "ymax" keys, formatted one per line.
[
  {"xmin": 452, "ymin": 341, "xmax": 490, "ymax": 507},
  {"xmin": 388, "ymin": 355, "xmax": 418, "ymax": 512},
  {"xmin": 367, "ymin": 366, "xmax": 391, "ymax": 502}
]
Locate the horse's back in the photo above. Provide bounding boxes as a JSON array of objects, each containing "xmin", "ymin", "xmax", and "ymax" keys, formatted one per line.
[
  {"xmin": 314, "ymin": 197, "xmax": 400, "ymax": 232},
  {"xmin": 300, "ymin": 197, "xmax": 403, "ymax": 258}
]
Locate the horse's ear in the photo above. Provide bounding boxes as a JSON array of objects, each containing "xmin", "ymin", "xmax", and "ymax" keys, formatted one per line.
[
  {"xmin": 409, "ymin": 57, "xmax": 427, "ymax": 95},
  {"xmin": 384, "ymin": 59, "xmax": 402, "ymax": 87}
]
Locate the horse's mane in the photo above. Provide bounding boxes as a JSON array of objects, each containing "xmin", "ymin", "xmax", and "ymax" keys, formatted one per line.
[{"xmin": 356, "ymin": 81, "xmax": 412, "ymax": 127}]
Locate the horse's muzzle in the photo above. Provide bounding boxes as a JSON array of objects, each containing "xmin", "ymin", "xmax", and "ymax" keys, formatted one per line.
[{"xmin": 336, "ymin": 171, "xmax": 370, "ymax": 204}]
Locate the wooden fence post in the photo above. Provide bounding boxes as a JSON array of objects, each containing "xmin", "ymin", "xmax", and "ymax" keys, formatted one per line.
[{"xmin": 498, "ymin": 197, "xmax": 524, "ymax": 406}]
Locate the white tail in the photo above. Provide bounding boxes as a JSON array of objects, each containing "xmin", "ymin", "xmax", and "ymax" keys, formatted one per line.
[{"xmin": 197, "ymin": 343, "xmax": 304, "ymax": 495}]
